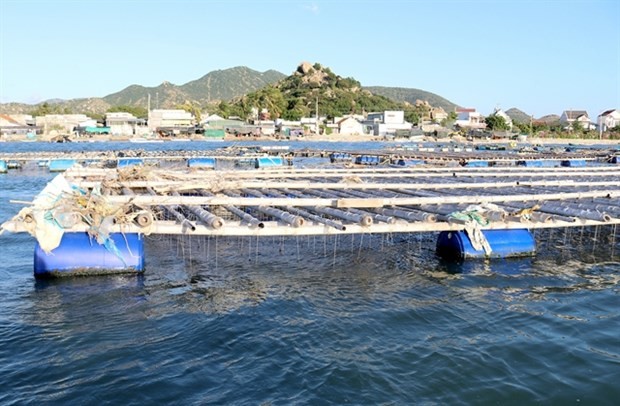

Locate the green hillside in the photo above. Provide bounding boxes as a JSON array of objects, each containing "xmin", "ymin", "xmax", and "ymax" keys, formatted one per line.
[
  {"xmin": 226, "ymin": 62, "xmax": 429, "ymax": 123},
  {"xmin": 364, "ymin": 86, "xmax": 459, "ymax": 112},
  {"xmin": 102, "ymin": 67, "xmax": 286, "ymax": 109},
  {"xmin": 180, "ymin": 67, "xmax": 286, "ymax": 102}
]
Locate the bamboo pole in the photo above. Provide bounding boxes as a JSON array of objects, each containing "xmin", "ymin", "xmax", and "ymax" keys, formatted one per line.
[
  {"xmin": 74, "ymin": 177, "xmax": 620, "ymax": 193},
  {"xmin": 170, "ymin": 191, "xmax": 224, "ymax": 229},
  {"xmin": 200, "ymin": 190, "xmax": 263, "ymax": 228},
  {"xmin": 224, "ymin": 190, "xmax": 304, "ymax": 228},
  {"xmin": 281, "ymin": 188, "xmax": 374, "ymax": 226},
  {"xmin": 100, "ymin": 189, "xmax": 620, "ymax": 208},
  {"xmin": 146, "ymin": 187, "xmax": 195, "ymax": 232},
  {"xmin": 290, "ymin": 187, "xmax": 392, "ymax": 224}
]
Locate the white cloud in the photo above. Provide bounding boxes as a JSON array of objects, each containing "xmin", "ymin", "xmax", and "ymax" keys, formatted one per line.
[{"xmin": 302, "ymin": 3, "xmax": 319, "ymax": 14}]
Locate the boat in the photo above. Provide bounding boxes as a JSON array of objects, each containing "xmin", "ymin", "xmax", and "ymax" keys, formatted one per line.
[{"xmin": 129, "ymin": 138, "xmax": 164, "ymax": 143}]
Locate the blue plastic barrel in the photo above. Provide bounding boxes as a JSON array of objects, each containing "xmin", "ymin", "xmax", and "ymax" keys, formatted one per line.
[
  {"xmin": 355, "ymin": 155, "xmax": 380, "ymax": 165},
  {"xmin": 255, "ymin": 156, "xmax": 284, "ymax": 168},
  {"xmin": 34, "ymin": 232, "xmax": 145, "ymax": 277},
  {"xmin": 516, "ymin": 160, "xmax": 558, "ymax": 167},
  {"xmin": 329, "ymin": 152, "xmax": 353, "ymax": 163},
  {"xmin": 394, "ymin": 159, "xmax": 425, "ymax": 166},
  {"xmin": 0, "ymin": 160, "xmax": 7, "ymax": 173},
  {"xmin": 187, "ymin": 157, "xmax": 216, "ymax": 169},
  {"xmin": 561, "ymin": 159, "xmax": 586, "ymax": 167},
  {"xmin": 464, "ymin": 160, "xmax": 489, "ymax": 167},
  {"xmin": 118, "ymin": 158, "xmax": 144, "ymax": 168},
  {"xmin": 49, "ymin": 159, "xmax": 77, "ymax": 172},
  {"xmin": 436, "ymin": 229, "xmax": 536, "ymax": 260}
]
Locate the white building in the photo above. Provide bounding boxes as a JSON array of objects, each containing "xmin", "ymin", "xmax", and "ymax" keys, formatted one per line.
[
  {"xmin": 0, "ymin": 114, "xmax": 40, "ymax": 137},
  {"xmin": 364, "ymin": 110, "xmax": 412, "ymax": 136},
  {"xmin": 202, "ymin": 114, "xmax": 225, "ymax": 125},
  {"xmin": 105, "ymin": 112, "xmax": 148, "ymax": 136},
  {"xmin": 560, "ymin": 110, "xmax": 594, "ymax": 130},
  {"xmin": 597, "ymin": 109, "xmax": 620, "ymax": 132},
  {"xmin": 148, "ymin": 109, "xmax": 194, "ymax": 131},
  {"xmin": 454, "ymin": 108, "xmax": 486, "ymax": 129},
  {"xmin": 489, "ymin": 108, "xmax": 513, "ymax": 130},
  {"xmin": 251, "ymin": 119, "xmax": 276, "ymax": 135},
  {"xmin": 336, "ymin": 116, "xmax": 364, "ymax": 135}
]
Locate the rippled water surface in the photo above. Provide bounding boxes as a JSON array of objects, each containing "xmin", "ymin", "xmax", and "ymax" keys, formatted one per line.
[{"xmin": 1, "ymin": 142, "xmax": 618, "ymax": 404}]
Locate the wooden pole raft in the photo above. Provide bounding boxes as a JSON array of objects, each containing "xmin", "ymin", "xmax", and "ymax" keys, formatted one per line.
[{"xmin": 3, "ymin": 164, "xmax": 620, "ymax": 239}]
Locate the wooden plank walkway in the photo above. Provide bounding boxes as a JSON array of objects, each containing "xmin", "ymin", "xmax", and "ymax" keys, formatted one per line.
[{"xmin": 3, "ymin": 163, "xmax": 620, "ymax": 239}]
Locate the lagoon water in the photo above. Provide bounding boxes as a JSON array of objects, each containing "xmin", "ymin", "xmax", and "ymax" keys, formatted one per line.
[{"xmin": 1, "ymin": 141, "xmax": 618, "ymax": 404}]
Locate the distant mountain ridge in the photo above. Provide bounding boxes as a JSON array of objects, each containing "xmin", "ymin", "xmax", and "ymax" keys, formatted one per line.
[
  {"xmin": 505, "ymin": 108, "xmax": 532, "ymax": 124},
  {"xmin": 364, "ymin": 86, "xmax": 459, "ymax": 113},
  {"xmin": 102, "ymin": 67, "xmax": 287, "ymax": 108},
  {"xmin": 0, "ymin": 65, "xmax": 461, "ymax": 116}
]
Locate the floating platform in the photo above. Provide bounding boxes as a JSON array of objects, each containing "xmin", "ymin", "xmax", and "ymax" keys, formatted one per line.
[{"xmin": 2, "ymin": 154, "xmax": 620, "ymax": 274}]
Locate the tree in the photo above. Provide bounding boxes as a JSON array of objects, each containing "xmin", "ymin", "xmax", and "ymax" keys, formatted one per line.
[
  {"xmin": 215, "ymin": 101, "xmax": 231, "ymax": 119},
  {"xmin": 176, "ymin": 101, "xmax": 202, "ymax": 123},
  {"xmin": 252, "ymin": 86, "xmax": 286, "ymax": 119},
  {"xmin": 485, "ymin": 115, "xmax": 510, "ymax": 131},
  {"xmin": 441, "ymin": 111, "xmax": 458, "ymax": 128},
  {"xmin": 570, "ymin": 120, "xmax": 584, "ymax": 133},
  {"xmin": 404, "ymin": 110, "xmax": 420, "ymax": 125},
  {"xmin": 29, "ymin": 102, "xmax": 68, "ymax": 116}
]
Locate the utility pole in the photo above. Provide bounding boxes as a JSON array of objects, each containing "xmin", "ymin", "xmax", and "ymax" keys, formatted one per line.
[{"xmin": 315, "ymin": 96, "xmax": 319, "ymax": 135}]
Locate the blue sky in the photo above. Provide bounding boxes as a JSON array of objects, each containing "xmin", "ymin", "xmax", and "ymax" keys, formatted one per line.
[{"xmin": 1, "ymin": 0, "xmax": 618, "ymax": 118}]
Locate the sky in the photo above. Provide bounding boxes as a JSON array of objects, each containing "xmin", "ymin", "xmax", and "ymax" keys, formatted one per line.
[{"xmin": 0, "ymin": 0, "xmax": 618, "ymax": 118}]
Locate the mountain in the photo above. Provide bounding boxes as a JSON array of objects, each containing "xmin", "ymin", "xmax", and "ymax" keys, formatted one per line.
[
  {"xmin": 537, "ymin": 114, "xmax": 561, "ymax": 123},
  {"xmin": 103, "ymin": 81, "xmax": 192, "ymax": 110},
  {"xmin": 505, "ymin": 108, "xmax": 532, "ymax": 124},
  {"xmin": 228, "ymin": 62, "xmax": 405, "ymax": 121},
  {"xmin": 364, "ymin": 86, "xmax": 459, "ymax": 112},
  {"xmin": 227, "ymin": 62, "xmax": 449, "ymax": 123},
  {"xmin": 1, "ymin": 67, "xmax": 287, "ymax": 115},
  {"xmin": 102, "ymin": 67, "xmax": 287, "ymax": 109},
  {"xmin": 180, "ymin": 67, "xmax": 286, "ymax": 102},
  {"xmin": 0, "ymin": 64, "xmax": 459, "ymax": 117}
]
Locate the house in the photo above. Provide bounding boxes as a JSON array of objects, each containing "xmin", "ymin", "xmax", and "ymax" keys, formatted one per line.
[
  {"xmin": 148, "ymin": 109, "xmax": 194, "ymax": 132},
  {"xmin": 489, "ymin": 108, "xmax": 513, "ymax": 130},
  {"xmin": 203, "ymin": 115, "xmax": 245, "ymax": 133},
  {"xmin": 0, "ymin": 114, "xmax": 41, "ymax": 138},
  {"xmin": 35, "ymin": 114, "xmax": 95, "ymax": 134},
  {"xmin": 336, "ymin": 116, "xmax": 364, "ymax": 135},
  {"xmin": 363, "ymin": 110, "xmax": 412, "ymax": 136},
  {"xmin": 105, "ymin": 112, "xmax": 148, "ymax": 136},
  {"xmin": 454, "ymin": 108, "xmax": 486, "ymax": 129},
  {"xmin": 597, "ymin": 109, "xmax": 620, "ymax": 132},
  {"xmin": 250, "ymin": 119, "xmax": 276, "ymax": 135},
  {"xmin": 560, "ymin": 110, "xmax": 594, "ymax": 130},
  {"xmin": 202, "ymin": 114, "xmax": 225, "ymax": 124}
]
